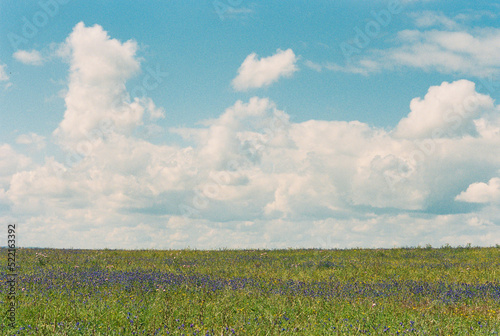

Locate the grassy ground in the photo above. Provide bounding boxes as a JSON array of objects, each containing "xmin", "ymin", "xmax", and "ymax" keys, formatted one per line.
[{"xmin": 1, "ymin": 246, "xmax": 499, "ymax": 335}]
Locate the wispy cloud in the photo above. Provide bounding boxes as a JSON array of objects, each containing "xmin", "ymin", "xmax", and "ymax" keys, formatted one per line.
[
  {"xmin": 304, "ymin": 59, "xmax": 378, "ymax": 76},
  {"xmin": 226, "ymin": 7, "xmax": 254, "ymax": 16},
  {"xmin": 318, "ymin": 25, "xmax": 500, "ymax": 78},
  {"xmin": 0, "ymin": 62, "xmax": 11, "ymax": 89},
  {"xmin": 0, "ymin": 63, "xmax": 9, "ymax": 81},
  {"xmin": 13, "ymin": 50, "xmax": 44, "ymax": 65},
  {"xmin": 387, "ymin": 28, "xmax": 500, "ymax": 77},
  {"xmin": 232, "ymin": 49, "xmax": 298, "ymax": 91},
  {"xmin": 410, "ymin": 11, "xmax": 461, "ymax": 30},
  {"xmin": 16, "ymin": 133, "xmax": 46, "ymax": 150}
]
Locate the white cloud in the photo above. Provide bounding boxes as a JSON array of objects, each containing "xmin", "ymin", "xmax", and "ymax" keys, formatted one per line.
[
  {"xmin": 0, "ymin": 145, "xmax": 31, "ymax": 181},
  {"xmin": 6, "ymin": 80, "xmax": 500, "ymax": 247},
  {"xmin": 0, "ymin": 62, "xmax": 11, "ymax": 88},
  {"xmin": 143, "ymin": 98, "xmax": 165, "ymax": 120},
  {"xmin": 394, "ymin": 80, "xmax": 494, "ymax": 139},
  {"xmin": 305, "ymin": 59, "xmax": 379, "ymax": 76},
  {"xmin": 232, "ymin": 49, "xmax": 298, "ymax": 91},
  {"xmin": 400, "ymin": 0, "xmax": 439, "ymax": 3},
  {"xmin": 389, "ymin": 28, "xmax": 500, "ymax": 77},
  {"xmin": 225, "ymin": 7, "xmax": 254, "ymax": 18},
  {"xmin": 171, "ymin": 80, "xmax": 500, "ymax": 216},
  {"xmin": 304, "ymin": 60, "xmax": 323, "ymax": 72},
  {"xmin": 0, "ymin": 63, "xmax": 9, "ymax": 81},
  {"xmin": 16, "ymin": 133, "xmax": 46, "ymax": 149},
  {"xmin": 0, "ymin": 144, "xmax": 32, "ymax": 203},
  {"xmin": 53, "ymin": 22, "xmax": 144, "ymax": 150},
  {"xmin": 411, "ymin": 11, "xmax": 460, "ymax": 30},
  {"xmin": 174, "ymin": 97, "xmax": 290, "ymax": 170},
  {"xmin": 456, "ymin": 177, "xmax": 500, "ymax": 203},
  {"xmin": 6, "ymin": 68, "xmax": 500, "ymax": 248},
  {"xmin": 328, "ymin": 26, "xmax": 500, "ymax": 78},
  {"xmin": 13, "ymin": 50, "xmax": 44, "ymax": 65},
  {"xmin": 3, "ymin": 22, "xmax": 500, "ymax": 249}
]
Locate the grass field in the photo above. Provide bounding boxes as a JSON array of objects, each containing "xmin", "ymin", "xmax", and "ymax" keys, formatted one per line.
[{"xmin": 1, "ymin": 246, "xmax": 499, "ymax": 335}]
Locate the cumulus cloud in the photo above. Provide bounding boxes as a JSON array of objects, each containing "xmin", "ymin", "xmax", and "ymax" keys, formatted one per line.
[
  {"xmin": 394, "ymin": 80, "xmax": 494, "ymax": 139},
  {"xmin": 13, "ymin": 50, "xmax": 44, "ymax": 65},
  {"xmin": 5, "ymin": 78, "xmax": 500, "ymax": 247},
  {"xmin": 456, "ymin": 177, "xmax": 500, "ymax": 203},
  {"xmin": 53, "ymin": 22, "xmax": 144, "ymax": 149},
  {"xmin": 16, "ymin": 133, "xmax": 46, "ymax": 149},
  {"xmin": 0, "ymin": 145, "xmax": 32, "ymax": 207},
  {"xmin": 232, "ymin": 49, "xmax": 298, "ymax": 91},
  {"xmin": 0, "ymin": 144, "xmax": 31, "ymax": 183},
  {"xmin": 3, "ymin": 22, "xmax": 500, "ymax": 249},
  {"xmin": 166, "ymin": 80, "xmax": 500, "ymax": 216}
]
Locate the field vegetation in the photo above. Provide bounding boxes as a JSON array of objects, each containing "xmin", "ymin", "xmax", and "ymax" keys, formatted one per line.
[{"xmin": 1, "ymin": 246, "xmax": 499, "ymax": 335}]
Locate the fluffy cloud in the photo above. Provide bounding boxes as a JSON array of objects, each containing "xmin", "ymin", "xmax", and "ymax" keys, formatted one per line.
[
  {"xmin": 394, "ymin": 80, "xmax": 494, "ymax": 139},
  {"xmin": 3, "ymin": 22, "xmax": 500, "ymax": 249},
  {"xmin": 6, "ymin": 77, "xmax": 500, "ymax": 248},
  {"xmin": 6, "ymin": 85, "xmax": 500, "ymax": 248},
  {"xmin": 0, "ymin": 145, "xmax": 31, "ymax": 185},
  {"xmin": 0, "ymin": 145, "xmax": 31, "ymax": 208},
  {"xmin": 13, "ymin": 50, "xmax": 44, "ymax": 65},
  {"xmin": 232, "ymin": 49, "xmax": 298, "ymax": 91},
  {"xmin": 53, "ymin": 22, "xmax": 144, "ymax": 150},
  {"xmin": 456, "ymin": 177, "xmax": 500, "ymax": 203}
]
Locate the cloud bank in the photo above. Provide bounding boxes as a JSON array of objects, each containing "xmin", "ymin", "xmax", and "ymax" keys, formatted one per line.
[{"xmin": 1, "ymin": 22, "xmax": 499, "ymax": 249}]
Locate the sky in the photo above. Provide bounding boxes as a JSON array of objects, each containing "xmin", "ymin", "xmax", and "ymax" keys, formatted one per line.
[{"xmin": 0, "ymin": 0, "xmax": 499, "ymax": 249}]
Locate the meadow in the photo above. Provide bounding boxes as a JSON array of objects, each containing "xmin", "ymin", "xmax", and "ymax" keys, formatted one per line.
[{"xmin": 1, "ymin": 246, "xmax": 499, "ymax": 335}]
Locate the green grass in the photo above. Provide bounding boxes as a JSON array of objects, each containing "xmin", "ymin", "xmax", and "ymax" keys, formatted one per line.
[{"xmin": 1, "ymin": 246, "xmax": 499, "ymax": 335}]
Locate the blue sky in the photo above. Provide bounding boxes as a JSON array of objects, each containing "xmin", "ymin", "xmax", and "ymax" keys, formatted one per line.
[{"xmin": 0, "ymin": 0, "xmax": 499, "ymax": 249}]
